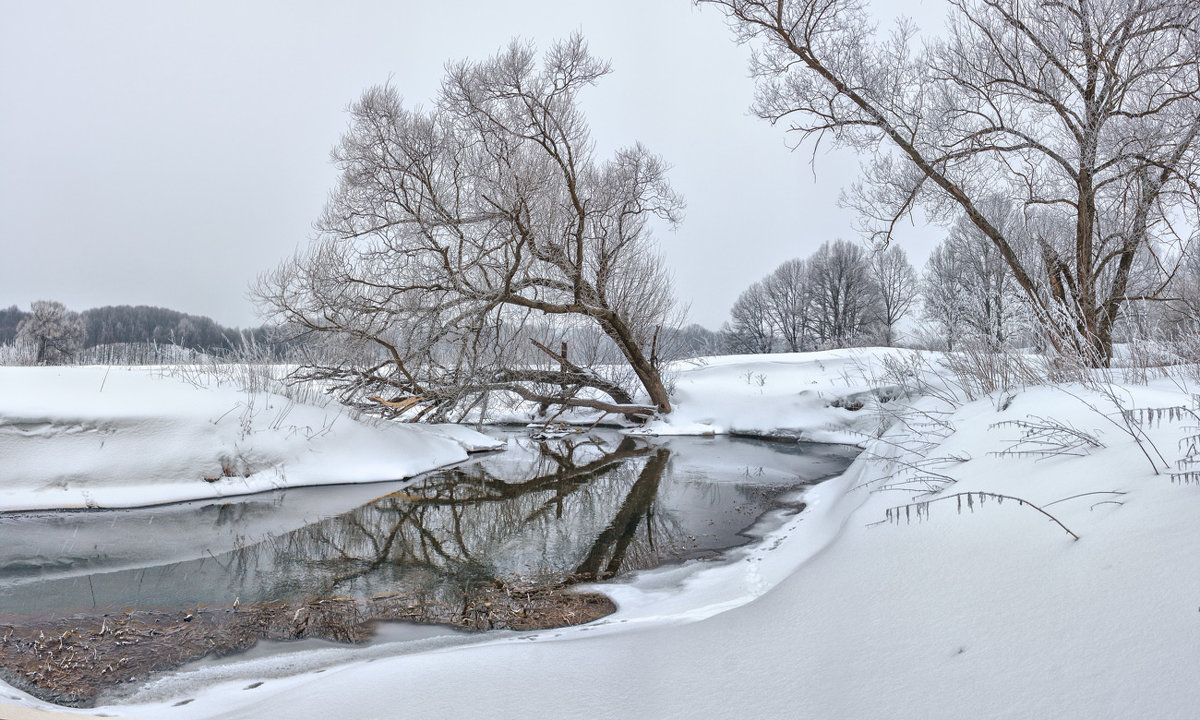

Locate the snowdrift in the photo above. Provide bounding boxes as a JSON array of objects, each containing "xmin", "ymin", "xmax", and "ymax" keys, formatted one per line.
[
  {"xmin": 640, "ymin": 348, "xmax": 912, "ymax": 442},
  {"xmin": 0, "ymin": 366, "xmax": 501, "ymax": 511}
]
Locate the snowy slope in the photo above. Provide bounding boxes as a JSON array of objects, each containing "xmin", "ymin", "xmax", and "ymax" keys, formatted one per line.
[
  {"xmin": 0, "ymin": 366, "xmax": 501, "ymax": 511},
  {"xmin": 640, "ymin": 348, "xmax": 913, "ymax": 442}
]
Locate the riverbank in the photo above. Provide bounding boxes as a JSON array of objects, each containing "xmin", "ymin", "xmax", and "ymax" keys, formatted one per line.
[
  {"xmin": 3, "ymin": 350, "xmax": 1199, "ymax": 718},
  {"xmin": 0, "ymin": 585, "xmax": 615, "ymax": 707},
  {"xmin": 1, "ymin": 423, "xmax": 855, "ymax": 711}
]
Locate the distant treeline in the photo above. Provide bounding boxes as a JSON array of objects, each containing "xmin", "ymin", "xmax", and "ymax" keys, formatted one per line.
[
  {"xmin": 1, "ymin": 302, "xmax": 727, "ymax": 363},
  {"xmin": 0, "ymin": 304, "xmax": 279, "ymax": 354},
  {"xmin": 0, "ymin": 307, "xmax": 23, "ymax": 346}
]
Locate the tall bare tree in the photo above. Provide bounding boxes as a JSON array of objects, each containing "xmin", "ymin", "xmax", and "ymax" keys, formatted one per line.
[
  {"xmin": 701, "ymin": 0, "xmax": 1200, "ymax": 364},
  {"xmin": 763, "ymin": 257, "xmax": 814, "ymax": 351},
  {"xmin": 868, "ymin": 244, "xmax": 918, "ymax": 346},
  {"xmin": 946, "ymin": 202, "xmax": 1033, "ymax": 348},
  {"xmin": 724, "ymin": 243, "xmax": 884, "ymax": 352},
  {"xmin": 722, "ymin": 280, "xmax": 778, "ymax": 353},
  {"xmin": 922, "ymin": 242, "xmax": 971, "ymax": 350},
  {"xmin": 807, "ymin": 239, "xmax": 883, "ymax": 347},
  {"xmin": 255, "ymin": 36, "xmax": 683, "ymax": 421}
]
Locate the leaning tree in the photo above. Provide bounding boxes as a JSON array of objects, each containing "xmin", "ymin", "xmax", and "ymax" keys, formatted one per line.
[
  {"xmin": 701, "ymin": 0, "xmax": 1200, "ymax": 365},
  {"xmin": 256, "ymin": 36, "xmax": 683, "ymax": 421}
]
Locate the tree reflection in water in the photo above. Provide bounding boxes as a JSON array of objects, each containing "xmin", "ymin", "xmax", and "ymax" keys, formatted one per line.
[
  {"xmin": 231, "ymin": 434, "xmax": 683, "ymax": 604},
  {"xmin": 0, "ymin": 433, "xmax": 861, "ymax": 703}
]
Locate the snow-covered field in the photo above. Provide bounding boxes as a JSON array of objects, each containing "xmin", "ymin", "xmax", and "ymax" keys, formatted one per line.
[{"xmin": 2, "ymin": 350, "xmax": 1198, "ymax": 719}]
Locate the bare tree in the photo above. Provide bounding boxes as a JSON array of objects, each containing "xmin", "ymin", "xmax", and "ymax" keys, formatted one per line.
[
  {"xmin": 922, "ymin": 243, "xmax": 970, "ymax": 350},
  {"xmin": 807, "ymin": 239, "xmax": 882, "ymax": 347},
  {"xmin": 722, "ymin": 280, "xmax": 777, "ymax": 353},
  {"xmin": 1161, "ymin": 244, "xmax": 1200, "ymax": 329},
  {"xmin": 762, "ymin": 257, "xmax": 814, "ymax": 351},
  {"xmin": 700, "ymin": 0, "xmax": 1200, "ymax": 365},
  {"xmin": 946, "ymin": 202, "xmax": 1034, "ymax": 349},
  {"xmin": 255, "ymin": 36, "xmax": 683, "ymax": 421},
  {"xmin": 868, "ymin": 244, "xmax": 918, "ymax": 346},
  {"xmin": 0, "ymin": 306, "xmax": 27, "ymax": 345},
  {"xmin": 665, "ymin": 323, "xmax": 724, "ymax": 359},
  {"xmin": 17, "ymin": 300, "xmax": 85, "ymax": 365},
  {"xmin": 724, "ymin": 243, "xmax": 882, "ymax": 352}
]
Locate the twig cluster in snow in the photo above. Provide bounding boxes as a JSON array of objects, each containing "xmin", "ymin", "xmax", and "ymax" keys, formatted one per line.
[
  {"xmin": 852, "ymin": 351, "xmax": 1159, "ymax": 543},
  {"xmin": 856, "ymin": 404, "xmax": 967, "ymax": 496},
  {"xmin": 1170, "ymin": 397, "xmax": 1200, "ymax": 485},
  {"xmin": 990, "ymin": 415, "xmax": 1104, "ymax": 459},
  {"xmin": 1058, "ymin": 384, "xmax": 1172, "ymax": 475}
]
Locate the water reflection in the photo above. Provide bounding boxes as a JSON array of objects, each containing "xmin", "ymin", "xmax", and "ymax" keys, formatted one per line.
[
  {"xmin": 0, "ymin": 432, "xmax": 858, "ymax": 615},
  {"xmin": 235, "ymin": 437, "xmax": 683, "ymax": 603},
  {"xmin": 574, "ymin": 447, "xmax": 669, "ymax": 581},
  {"xmin": 0, "ymin": 432, "xmax": 860, "ymax": 704}
]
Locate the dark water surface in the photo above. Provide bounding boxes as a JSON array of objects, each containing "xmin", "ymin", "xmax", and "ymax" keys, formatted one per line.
[{"xmin": 0, "ymin": 431, "xmax": 859, "ymax": 616}]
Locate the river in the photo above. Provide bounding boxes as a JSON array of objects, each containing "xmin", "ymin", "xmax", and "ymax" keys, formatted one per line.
[{"xmin": 0, "ymin": 430, "xmax": 858, "ymax": 705}]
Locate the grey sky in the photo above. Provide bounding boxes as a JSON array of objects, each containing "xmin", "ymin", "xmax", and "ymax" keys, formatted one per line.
[{"xmin": 1, "ymin": 0, "xmax": 945, "ymax": 330}]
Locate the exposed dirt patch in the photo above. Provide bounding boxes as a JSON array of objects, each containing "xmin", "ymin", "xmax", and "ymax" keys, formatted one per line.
[{"xmin": 0, "ymin": 583, "xmax": 614, "ymax": 707}]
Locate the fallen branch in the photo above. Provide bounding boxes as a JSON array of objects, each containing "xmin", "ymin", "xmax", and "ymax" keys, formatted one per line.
[
  {"xmin": 884, "ymin": 491, "xmax": 1079, "ymax": 541},
  {"xmin": 368, "ymin": 395, "xmax": 423, "ymax": 412}
]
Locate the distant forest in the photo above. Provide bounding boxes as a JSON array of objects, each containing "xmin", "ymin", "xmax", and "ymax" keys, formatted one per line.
[{"xmin": 0, "ymin": 304, "xmax": 275, "ymax": 354}]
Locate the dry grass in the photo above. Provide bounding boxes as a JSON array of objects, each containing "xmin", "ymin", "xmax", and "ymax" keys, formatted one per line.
[{"xmin": 0, "ymin": 583, "xmax": 614, "ymax": 708}]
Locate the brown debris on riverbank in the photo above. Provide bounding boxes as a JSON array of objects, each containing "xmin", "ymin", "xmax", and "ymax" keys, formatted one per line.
[{"xmin": 0, "ymin": 584, "xmax": 615, "ymax": 707}]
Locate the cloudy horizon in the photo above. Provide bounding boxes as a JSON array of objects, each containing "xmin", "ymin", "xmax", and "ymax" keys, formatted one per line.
[{"xmin": 1, "ymin": 0, "xmax": 944, "ymax": 330}]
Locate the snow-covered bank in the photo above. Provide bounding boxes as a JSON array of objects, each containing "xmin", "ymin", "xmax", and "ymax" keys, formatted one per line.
[
  {"xmin": 640, "ymin": 348, "xmax": 909, "ymax": 443},
  {"xmin": 478, "ymin": 348, "xmax": 905, "ymax": 442},
  {"xmin": 0, "ymin": 366, "xmax": 501, "ymax": 511},
  {"xmin": 3, "ymin": 350, "xmax": 1199, "ymax": 719},
  {"xmin": 93, "ymin": 357, "xmax": 1200, "ymax": 719}
]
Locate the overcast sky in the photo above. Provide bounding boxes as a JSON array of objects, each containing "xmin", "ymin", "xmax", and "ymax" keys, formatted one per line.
[{"xmin": 1, "ymin": 0, "xmax": 946, "ymax": 330}]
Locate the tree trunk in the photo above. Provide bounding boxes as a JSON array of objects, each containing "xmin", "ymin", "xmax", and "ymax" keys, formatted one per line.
[{"xmin": 594, "ymin": 312, "xmax": 672, "ymax": 414}]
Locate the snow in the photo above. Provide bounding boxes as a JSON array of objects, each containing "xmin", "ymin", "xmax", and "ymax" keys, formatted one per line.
[
  {"xmin": 0, "ymin": 366, "xmax": 501, "ymax": 511},
  {"xmin": 0, "ymin": 482, "xmax": 421, "ymax": 596},
  {"xmin": 640, "ymin": 348, "xmax": 912, "ymax": 443},
  {"xmin": 3, "ymin": 350, "xmax": 1200, "ymax": 719}
]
